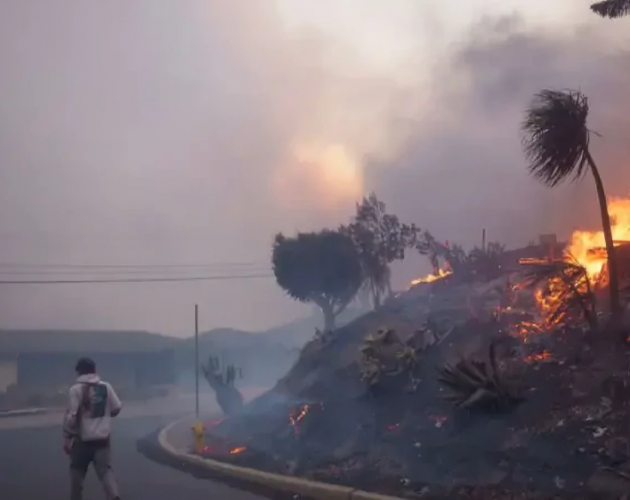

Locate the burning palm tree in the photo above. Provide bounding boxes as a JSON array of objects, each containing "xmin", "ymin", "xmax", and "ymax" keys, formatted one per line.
[
  {"xmin": 522, "ymin": 256, "xmax": 598, "ymax": 331},
  {"xmin": 521, "ymin": 90, "xmax": 621, "ymax": 322},
  {"xmin": 591, "ymin": 0, "xmax": 630, "ymax": 17}
]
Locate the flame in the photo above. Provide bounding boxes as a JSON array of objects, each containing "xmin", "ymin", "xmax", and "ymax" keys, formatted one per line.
[
  {"xmin": 289, "ymin": 404, "xmax": 311, "ymax": 435},
  {"xmin": 514, "ymin": 198, "xmax": 630, "ymax": 332},
  {"xmin": 229, "ymin": 446, "xmax": 247, "ymax": 455},
  {"xmin": 513, "ymin": 321, "xmax": 544, "ymax": 338},
  {"xmin": 567, "ymin": 197, "xmax": 630, "ymax": 280},
  {"xmin": 409, "ymin": 268, "xmax": 453, "ymax": 287},
  {"xmin": 524, "ymin": 350, "xmax": 551, "ymax": 363},
  {"xmin": 529, "ymin": 197, "xmax": 630, "ymax": 328},
  {"xmin": 518, "ymin": 257, "xmax": 550, "ymax": 265},
  {"xmin": 535, "ymin": 276, "xmax": 569, "ymax": 329}
]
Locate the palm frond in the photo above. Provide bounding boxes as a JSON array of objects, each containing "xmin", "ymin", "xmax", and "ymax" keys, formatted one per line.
[
  {"xmin": 591, "ymin": 0, "xmax": 630, "ymax": 18},
  {"xmin": 521, "ymin": 90, "xmax": 591, "ymax": 187},
  {"xmin": 522, "ymin": 257, "xmax": 586, "ymax": 288},
  {"xmin": 521, "ymin": 256, "xmax": 597, "ymax": 329}
]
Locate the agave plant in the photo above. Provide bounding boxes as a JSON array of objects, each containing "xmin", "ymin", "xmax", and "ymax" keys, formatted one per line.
[{"xmin": 437, "ymin": 342, "xmax": 524, "ymax": 411}]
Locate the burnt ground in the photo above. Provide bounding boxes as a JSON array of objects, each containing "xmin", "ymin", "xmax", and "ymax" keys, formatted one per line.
[
  {"xmin": 189, "ymin": 277, "xmax": 630, "ymax": 499},
  {"xmin": 163, "ymin": 275, "xmax": 630, "ymax": 499}
]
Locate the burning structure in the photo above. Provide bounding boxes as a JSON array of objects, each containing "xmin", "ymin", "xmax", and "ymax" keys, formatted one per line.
[{"xmin": 190, "ymin": 197, "xmax": 630, "ymax": 499}]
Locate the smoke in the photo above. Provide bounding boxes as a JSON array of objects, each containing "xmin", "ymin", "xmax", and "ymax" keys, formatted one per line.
[
  {"xmin": 373, "ymin": 14, "xmax": 630, "ymax": 286},
  {"xmin": 0, "ymin": 1, "xmax": 628, "ymax": 331}
]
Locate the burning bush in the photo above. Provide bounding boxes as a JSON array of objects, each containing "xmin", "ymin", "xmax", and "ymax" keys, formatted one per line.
[
  {"xmin": 521, "ymin": 256, "xmax": 598, "ymax": 331},
  {"xmin": 437, "ymin": 342, "xmax": 525, "ymax": 411},
  {"xmin": 413, "ymin": 230, "xmax": 507, "ymax": 284}
]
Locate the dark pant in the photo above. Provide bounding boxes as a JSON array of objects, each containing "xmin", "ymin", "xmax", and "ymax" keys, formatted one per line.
[{"xmin": 70, "ymin": 438, "xmax": 120, "ymax": 500}]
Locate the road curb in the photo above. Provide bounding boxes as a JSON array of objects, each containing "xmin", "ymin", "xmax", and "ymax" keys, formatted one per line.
[
  {"xmin": 0, "ymin": 408, "xmax": 52, "ymax": 419},
  {"xmin": 157, "ymin": 416, "xmax": 404, "ymax": 500}
]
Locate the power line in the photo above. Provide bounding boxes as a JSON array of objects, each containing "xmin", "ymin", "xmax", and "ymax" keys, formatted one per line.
[
  {"xmin": 0, "ymin": 261, "xmax": 268, "ymax": 270},
  {"xmin": 0, "ymin": 272, "xmax": 274, "ymax": 285},
  {"xmin": 0, "ymin": 267, "xmax": 271, "ymax": 276}
]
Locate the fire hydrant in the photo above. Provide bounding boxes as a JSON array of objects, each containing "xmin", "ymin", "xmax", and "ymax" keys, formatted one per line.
[{"xmin": 191, "ymin": 421, "xmax": 205, "ymax": 454}]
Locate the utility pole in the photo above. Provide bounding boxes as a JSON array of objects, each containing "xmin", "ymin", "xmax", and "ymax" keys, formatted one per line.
[
  {"xmin": 194, "ymin": 303, "xmax": 199, "ymax": 419},
  {"xmin": 482, "ymin": 228, "xmax": 486, "ymax": 252}
]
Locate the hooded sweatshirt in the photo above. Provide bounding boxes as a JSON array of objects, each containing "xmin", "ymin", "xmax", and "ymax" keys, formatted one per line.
[{"xmin": 63, "ymin": 374, "xmax": 122, "ymax": 442}]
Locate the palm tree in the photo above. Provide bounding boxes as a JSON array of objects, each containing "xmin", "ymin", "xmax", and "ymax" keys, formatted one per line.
[
  {"xmin": 521, "ymin": 89, "xmax": 621, "ymax": 320},
  {"xmin": 591, "ymin": 0, "xmax": 630, "ymax": 17}
]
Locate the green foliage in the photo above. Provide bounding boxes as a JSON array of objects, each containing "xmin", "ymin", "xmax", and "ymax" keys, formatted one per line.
[
  {"xmin": 437, "ymin": 343, "xmax": 524, "ymax": 411},
  {"xmin": 272, "ymin": 230, "xmax": 363, "ymax": 330},
  {"xmin": 591, "ymin": 0, "xmax": 630, "ymax": 17},
  {"xmin": 342, "ymin": 193, "xmax": 418, "ymax": 308}
]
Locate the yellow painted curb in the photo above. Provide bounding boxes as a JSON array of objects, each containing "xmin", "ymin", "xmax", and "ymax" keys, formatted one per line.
[{"xmin": 158, "ymin": 417, "xmax": 404, "ymax": 500}]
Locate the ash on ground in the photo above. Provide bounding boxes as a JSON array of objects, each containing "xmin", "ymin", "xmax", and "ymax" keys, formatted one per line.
[{"xmin": 196, "ymin": 269, "xmax": 630, "ymax": 499}]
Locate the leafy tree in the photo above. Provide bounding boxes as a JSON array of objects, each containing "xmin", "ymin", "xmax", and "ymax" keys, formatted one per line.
[
  {"xmin": 521, "ymin": 89, "xmax": 621, "ymax": 320},
  {"xmin": 342, "ymin": 193, "xmax": 418, "ymax": 308},
  {"xmin": 272, "ymin": 230, "xmax": 362, "ymax": 330},
  {"xmin": 591, "ymin": 0, "xmax": 630, "ymax": 17}
]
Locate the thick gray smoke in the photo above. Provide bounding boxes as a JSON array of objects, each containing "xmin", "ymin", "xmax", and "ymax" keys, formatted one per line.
[
  {"xmin": 0, "ymin": 2, "xmax": 627, "ymax": 331},
  {"xmin": 378, "ymin": 15, "xmax": 630, "ymax": 287}
]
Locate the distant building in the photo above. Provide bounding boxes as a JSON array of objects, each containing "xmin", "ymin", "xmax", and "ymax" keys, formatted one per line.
[{"xmin": 0, "ymin": 330, "xmax": 176, "ymax": 395}]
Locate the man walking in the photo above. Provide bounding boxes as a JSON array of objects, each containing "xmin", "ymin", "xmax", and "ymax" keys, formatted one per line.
[{"xmin": 63, "ymin": 357, "xmax": 123, "ymax": 500}]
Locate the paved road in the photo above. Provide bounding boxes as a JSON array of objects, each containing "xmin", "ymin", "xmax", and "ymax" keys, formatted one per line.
[{"xmin": 0, "ymin": 414, "xmax": 268, "ymax": 500}]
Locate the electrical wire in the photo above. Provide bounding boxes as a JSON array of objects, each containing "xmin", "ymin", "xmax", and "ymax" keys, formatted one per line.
[
  {"xmin": 0, "ymin": 272, "xmax": 274, "ymax": 285},
  {"xmin": 0, "ymin": 261, "xmax": 267, "ymax": 269},
  {"xmin": 0, "ymin": 267, "xmax": 271, "ymax": 276}
]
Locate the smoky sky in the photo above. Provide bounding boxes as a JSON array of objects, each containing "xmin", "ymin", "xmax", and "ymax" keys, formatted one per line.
[{"xmin": 0, "ymin": 2, "xmax": 628, "ymax": 334}]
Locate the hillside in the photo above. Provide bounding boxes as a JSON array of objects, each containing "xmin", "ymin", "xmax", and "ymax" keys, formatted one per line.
[
  {"xmin": 262, "ymin": 308, "xmax": 366, "ymax": 349},
  {"xmin": 199, "ymin": 268, "xmax": 630, "ymax": 499},
  {"xmin": 0, "ymin": 329, "xmax": 177, "ymax": 353}
]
